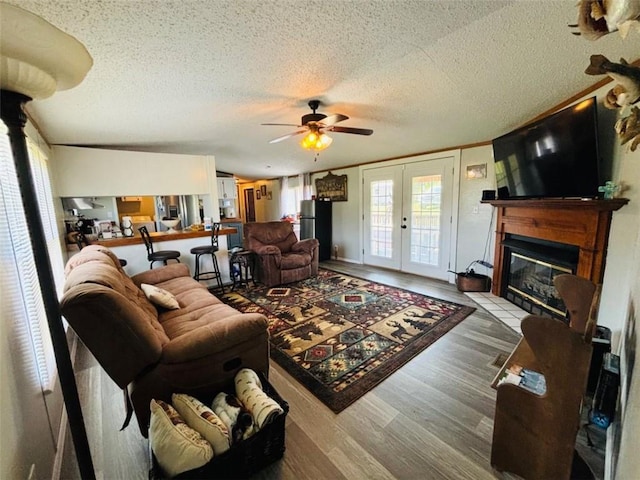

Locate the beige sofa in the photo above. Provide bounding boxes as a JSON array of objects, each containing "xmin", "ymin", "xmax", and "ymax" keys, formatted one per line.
[{"xmin": 60, "ymin": 245, "xmax": 269, "ymax": 436}]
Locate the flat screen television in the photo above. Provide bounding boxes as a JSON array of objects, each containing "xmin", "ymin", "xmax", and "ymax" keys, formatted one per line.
[{"xmin": 492, "ymin": 97, "xmax": 600, "ymax": 199}]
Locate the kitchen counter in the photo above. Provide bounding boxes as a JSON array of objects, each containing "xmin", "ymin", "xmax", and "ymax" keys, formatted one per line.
[{"xmin": 89, "ymin": 227, "xmax": 237, "ymax": 248}]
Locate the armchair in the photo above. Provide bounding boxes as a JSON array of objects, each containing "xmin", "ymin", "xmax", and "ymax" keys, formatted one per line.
[{"xmin": 244, "ymin": 221, "xmax": 319, "ymax": 287}]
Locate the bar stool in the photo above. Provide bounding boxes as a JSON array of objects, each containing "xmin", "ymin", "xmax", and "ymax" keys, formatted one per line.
[
  {"xmin": 138, "ymin": 226, "xmax": 181, "ymax": 269},
  {"xmin": 190, "ymin": 222, "xmax": 224, "ymax": 293},
  {"xmin": 74, "ymin": 231, "xmax": 128, "ymax": 267}
]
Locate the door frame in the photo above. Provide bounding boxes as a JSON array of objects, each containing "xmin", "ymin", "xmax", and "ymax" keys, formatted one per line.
[
  {"xmin": 242, "ymin": 187, "xmax": 256, "ymax": 222},
  {"xmin": 359, "ymin": 150, "xmax": 461, "ymax": 284}
]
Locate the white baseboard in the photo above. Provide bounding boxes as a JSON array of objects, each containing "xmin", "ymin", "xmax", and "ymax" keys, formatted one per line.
[
  {"xmin": 334, "ymin": 256, "xmax": 361, "ymax": 264},
  {"xmin": 605, "ymin": 419, "xmax": 619, "ymax": 480},
  {"xmin": 51, "ymin": 332, "xmax": 78, "ymax": 480},
  {"xmin": 51, "ymin": 407, "xmax": 69, "ymax": 480}
]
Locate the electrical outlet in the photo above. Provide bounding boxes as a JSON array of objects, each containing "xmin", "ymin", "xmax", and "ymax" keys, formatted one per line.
[{"xmin": 472, "ymin": 205, "xmax": 479, "ymax": 214}]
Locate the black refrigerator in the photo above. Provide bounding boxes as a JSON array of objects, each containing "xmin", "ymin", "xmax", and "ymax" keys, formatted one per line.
[{"xmin": 300, "ymin": 200, "xmax": 332, "ymax": 261}]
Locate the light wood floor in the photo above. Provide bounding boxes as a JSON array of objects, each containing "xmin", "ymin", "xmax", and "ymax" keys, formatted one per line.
[{"xmin": 59, "ymin": 261, "xmax": 601, "ymax": 480}]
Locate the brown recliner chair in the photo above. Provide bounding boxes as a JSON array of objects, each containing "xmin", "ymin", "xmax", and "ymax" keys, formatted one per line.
[{"xmin": 244, "ymin": 221, "xmax": 319, "ymax": 287}]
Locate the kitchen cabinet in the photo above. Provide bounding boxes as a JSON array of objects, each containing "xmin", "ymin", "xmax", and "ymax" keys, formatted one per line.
[
  {"xmin": 217, "ymin": 178, "xmax": 237, "ymax": 200},
  {"xmin": 224, "ymin": 222, "xmax": 243, "ymax": 249}
]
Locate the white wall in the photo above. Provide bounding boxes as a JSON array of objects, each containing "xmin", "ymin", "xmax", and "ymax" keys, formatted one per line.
[
  {"xmin": 51, "ymin": 146, "xmax": 214, "ymax": 197},
  {"xmin": 598, "ymin": 112, "xmax": 640, "ymax": 478},
  {"xmin": 238, "ymin": 180, "xmax": 280, "ymax": 223},
  {"xmin": 0, "ymin": 310, "xmax": 58, "ymax": 479},
  {"xmin": 256, "ymin": 180, "xmax": 280, "ymax": 221},
  {"xmin": 311, "ymin": 167, "xmax": 361, "ymax": 262},
  {"xmin": 457, "ymin": 145, "xmax": 496, "ymax": 275},
  {"xmin": 599, "ymin": 146, "xmax": 640, "ymax": 345},
  {"xmin": 614, "ymin": 229, "xmax": 639, "ymax": 479}
]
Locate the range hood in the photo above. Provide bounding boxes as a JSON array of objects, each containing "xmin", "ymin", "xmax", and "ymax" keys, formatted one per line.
[{"xmin": 62, "ymin": 197, "xmax": 104, "ymax": 210}]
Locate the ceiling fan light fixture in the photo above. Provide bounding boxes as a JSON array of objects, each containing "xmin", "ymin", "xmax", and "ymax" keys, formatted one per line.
[
  {"xmin": 266, "ymin": 100, "xmax": 371, "ymax": 150},
  {"xmin": 301, "ymin": 131, "xmax": 332, "ymax": 151}
]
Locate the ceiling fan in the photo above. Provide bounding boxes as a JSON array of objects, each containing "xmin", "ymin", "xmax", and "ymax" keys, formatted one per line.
[{"xmin": 262, "ymin": 100, "xmax": 373, "ymax": 151}]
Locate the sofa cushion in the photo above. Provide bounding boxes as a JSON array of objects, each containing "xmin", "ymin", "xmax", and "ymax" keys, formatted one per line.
[
  {"xmin": 141, "ymin": 283, "xmax": 180, "ymax": 310},
  {"xmin": 280, "ymin": 252, "xmax": 311, "ymax": 270},
  {"xmin": 131, "ymin": 263, "xmax": 192, "ymax": 287},
  {"xmin": 149, "ymin": 399, "xmax": 213, "ymax": 477},
  {"xmin": 64, "ymin": 245, "xmax": 122, "ymax": 276},
  {"xmin": 64, "ymin": 262, "xmax": 128, "ymax": 297},
  {"xmin": 159, "ymin": 312, "xmax": 268, "ymax": 363},
  {"xmin": 64, "ymin": 257, "xmax": 159, "ymax": 321}
]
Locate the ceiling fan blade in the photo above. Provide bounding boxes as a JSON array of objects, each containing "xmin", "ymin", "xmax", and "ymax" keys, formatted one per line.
[
  {"xmin": 320, "ymin": 114, "xmax": 349, "ymax": 127},
  {"xmin": 262, "ymin": 123, "xmax": 302, "ymax": 127},
  {"xmin": 328, "ymin": 125, "xmax": 373, "ymax": 136},
  {"xmin": 268, "ymin": 128, "xmax": 308, "ymax": 144}
]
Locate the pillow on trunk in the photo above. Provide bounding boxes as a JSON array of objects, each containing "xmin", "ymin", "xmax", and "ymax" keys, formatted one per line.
[
  {"xmin": 149, "ymin": 399, "xmax": 213, "ymax": 477},
  {"xmin": 172, "ymin": 394, "xmax": 231, "ymax": 455}
]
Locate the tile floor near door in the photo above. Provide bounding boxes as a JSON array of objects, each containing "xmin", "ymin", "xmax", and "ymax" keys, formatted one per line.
[{"xmin": 464, "ymin": 291, "xmax": 529, "ymax": 334}]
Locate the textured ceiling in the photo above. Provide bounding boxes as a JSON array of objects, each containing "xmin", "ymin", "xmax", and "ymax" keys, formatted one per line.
[{"xmin": 4, "ymin": 0, "xmax": 639, "ymax": 180}]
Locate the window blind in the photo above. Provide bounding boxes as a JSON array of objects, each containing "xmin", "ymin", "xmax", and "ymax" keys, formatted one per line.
[{"xmin": 0, "ymin": 122, "xmax": 62, "ymax": 393}]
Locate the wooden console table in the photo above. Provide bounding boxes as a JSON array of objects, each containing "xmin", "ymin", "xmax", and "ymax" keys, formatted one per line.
[
  {"xmin": 482, "ymin": 198, "xmax": 628, "ymax": 295},
  {"xmin": 490, "ymin": 274, "xmax": 599, "ymax": 479}
]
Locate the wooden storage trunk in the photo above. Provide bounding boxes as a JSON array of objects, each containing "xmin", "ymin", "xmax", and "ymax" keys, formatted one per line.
[
  {"xmin": 149, "ymin": 372, "xmax": 289, "ymax": 479},
  {"xmin": 455, "ymin": 271, "xmax": 491, "ymax": 292}
]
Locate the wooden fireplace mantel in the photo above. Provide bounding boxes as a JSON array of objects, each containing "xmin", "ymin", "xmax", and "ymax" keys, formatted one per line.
[{"xmin": 482, "ymin": 198, "xmax": 629, "ymax": 295}]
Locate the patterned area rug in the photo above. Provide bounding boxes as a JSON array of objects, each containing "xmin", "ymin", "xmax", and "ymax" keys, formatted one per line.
[{"xmin": 220, "ymin": 269, "xmax": 476, "ymax": 412}]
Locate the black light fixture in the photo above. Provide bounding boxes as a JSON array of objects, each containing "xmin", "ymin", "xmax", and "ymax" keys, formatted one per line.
[{"xmin": 0, "ymin": 4, "xmax": 95, "ymax": 478}]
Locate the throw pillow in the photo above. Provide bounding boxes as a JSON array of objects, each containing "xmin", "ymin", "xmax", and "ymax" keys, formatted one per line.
[
  {"xmin": 141, "ymin": 283, "xmax": 180, "ymax": 310},
  {"xmin": 149, "ymin": 399, "xmax": 213, "ymax": 477},
  {"xmin": 172, "ymin": 393, "xmax": 231, "ymax": 455},
  {"xmin": 235, "ymin": 368, "xmax": 284, "ymax": 430}
]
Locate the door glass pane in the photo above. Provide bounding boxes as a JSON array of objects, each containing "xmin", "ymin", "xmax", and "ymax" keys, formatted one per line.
[
  {"xmin": 370, "ymin": 180, "xmax": 393, "ymax": 258},
  {"xmin": 410, "ymin": 175, "xmax": 442, "ymax": 265}
]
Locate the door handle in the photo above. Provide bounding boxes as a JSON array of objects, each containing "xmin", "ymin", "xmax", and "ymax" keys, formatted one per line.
[{"xmin": 401, "ymin": 225, "xmax": 407, "ymax": 229}]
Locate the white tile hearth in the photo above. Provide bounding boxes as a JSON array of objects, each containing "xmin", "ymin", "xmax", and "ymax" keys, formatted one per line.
[{"xmin": 464, "ymin": 291, "xmax": 528, "ymax": 335}]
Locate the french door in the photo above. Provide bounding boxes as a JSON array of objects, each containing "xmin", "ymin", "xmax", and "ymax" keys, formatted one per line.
[{"xmin": 363, "ymin": 157, "xmax": 454, "ymax": 279}]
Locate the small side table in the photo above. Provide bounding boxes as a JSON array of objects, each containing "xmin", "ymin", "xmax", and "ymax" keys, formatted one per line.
[{"xmin": 229, "ymin": 250, "xmax": 255, "ymax": 290}]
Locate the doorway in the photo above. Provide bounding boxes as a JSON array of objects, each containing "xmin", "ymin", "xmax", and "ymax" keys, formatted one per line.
[
  {"xmin": 244, "ymin": 188, "xmax": 256, "ymax": 222},
  {"xmin": 362, "ymin": 156, "xmax": 455, "ymax": 280}
]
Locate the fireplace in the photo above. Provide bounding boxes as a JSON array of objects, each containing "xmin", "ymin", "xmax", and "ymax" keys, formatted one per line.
[
  {"xmin": 484, "ymin": 198, "xmax": 628, "ymax": 318},
  {"xmin": 502, "ymin": 235, "xmax": 579, "ymax": 319}
]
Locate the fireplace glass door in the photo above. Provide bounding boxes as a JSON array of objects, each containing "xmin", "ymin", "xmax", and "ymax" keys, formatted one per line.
[{"xmin": 506, "ymin": 252, "xmax": 573, "ymax": 318}]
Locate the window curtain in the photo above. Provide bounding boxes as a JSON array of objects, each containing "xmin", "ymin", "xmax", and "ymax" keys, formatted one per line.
[
  {"xmin": 0, "ymin": 122, "xmax": 62, "ymax": 392},
  {"xmin": 279, "ymin": 176, "xmax": 289, "ymax": 218},
  {"xmin": 300, "ymin": 173, "xmax": 312, "ymax": 200}
]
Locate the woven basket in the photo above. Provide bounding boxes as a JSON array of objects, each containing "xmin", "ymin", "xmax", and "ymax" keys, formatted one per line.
[{"xmin": 150, "ymin": 372, "xmax": 288, "ymax": 479}]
